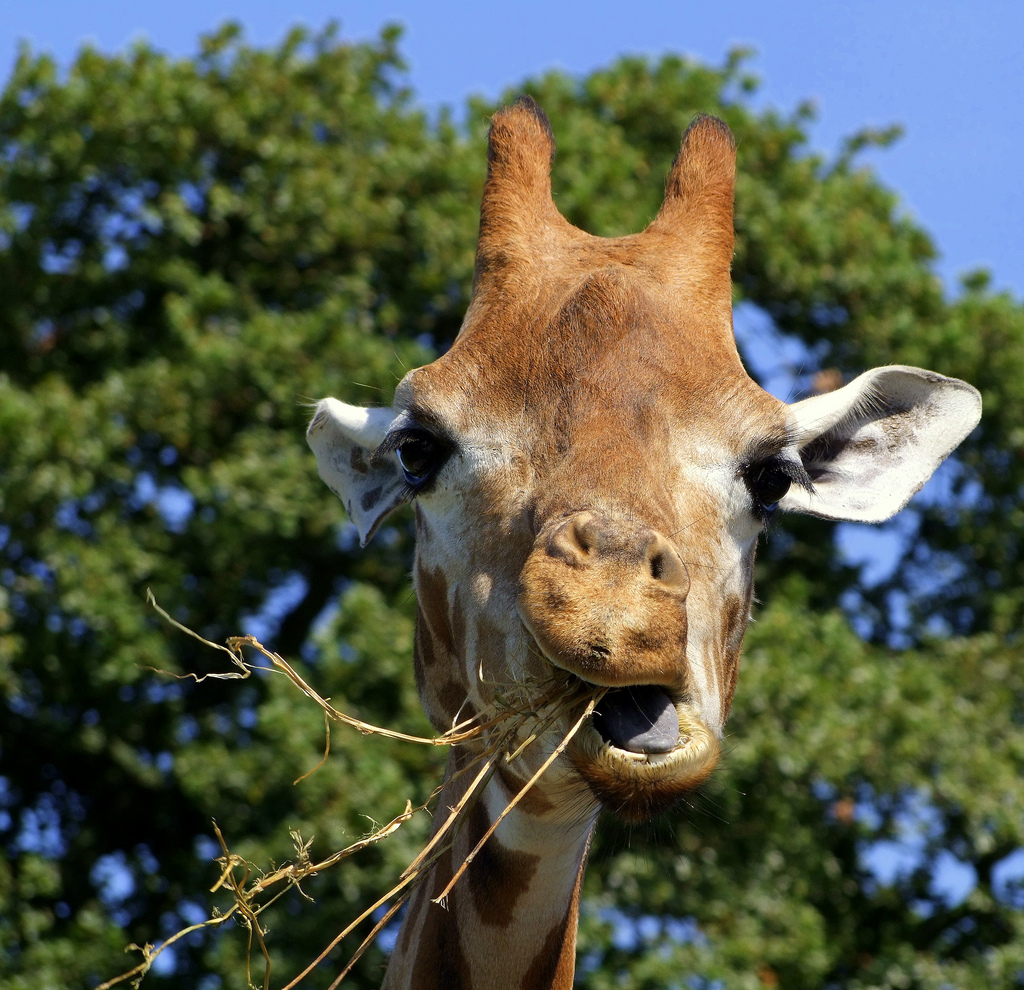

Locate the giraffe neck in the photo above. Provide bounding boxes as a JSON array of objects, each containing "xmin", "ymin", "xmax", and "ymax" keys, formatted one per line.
[{"xmin": 383, "ymin": 748, "xmax": 598, "ymax": 990}]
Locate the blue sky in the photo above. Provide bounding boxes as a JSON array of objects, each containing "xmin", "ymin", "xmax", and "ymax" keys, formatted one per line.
[{"xmin": 2, "ymin": 1, "xmax": 1022, "ymax": 298}]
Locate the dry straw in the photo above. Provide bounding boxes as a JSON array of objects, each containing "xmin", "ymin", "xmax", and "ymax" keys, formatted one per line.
[{"xmin": 97, "ymin": 592, "xmax": 602, "ymax": 990}]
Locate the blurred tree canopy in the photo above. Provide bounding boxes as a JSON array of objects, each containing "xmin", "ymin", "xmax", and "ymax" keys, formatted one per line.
[{"xmin": 1, "ymin": 21, "xmax": 1022, "ymax": 990}]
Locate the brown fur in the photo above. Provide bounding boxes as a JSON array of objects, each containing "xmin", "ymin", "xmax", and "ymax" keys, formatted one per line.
[
  {"xmin": 466, "ymin": 801, "xmax": 541, "ymax": 927},
  {"xmin": 416, "ymin": 564, "xmax": 453, "ymax": 661},
  {"xmin": 719, "ymin": 590, "xmax": 749, "ymax": 723},
  {"xmin": 495, "ymin": 763, "xmax": 555, "ymax": 816},
  {"xmin": 408, "ymin": 844, "xmax": 474, "ymax": 990},
  {"xmin": 519, "ymin": 848, "xmax": 587, "ymax": 990},
  {"xmin": 414, "ymin": 564, "xmax": 475, "ymax": 731}
]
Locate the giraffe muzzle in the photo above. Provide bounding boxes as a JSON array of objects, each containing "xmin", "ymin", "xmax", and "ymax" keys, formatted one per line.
[
  {"xmin": 516, "ymin": 510, "xmax": 719, "ymax": 818},
  {"xmin": 518, "ymin": 510, "xmax": 690, "ymax": 692}
]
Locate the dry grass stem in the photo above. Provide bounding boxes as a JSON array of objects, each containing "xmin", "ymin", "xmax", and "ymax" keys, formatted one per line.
[
  {"xmin": 279, "ymin": 760, "xmax": 498, "ymax": 990},
  {"xmin": 100, "ymin": 594, "xmax": 603, "ymax": 989},
  {"xmin": 145, "ymin": 589, "xmax": 488, "ymax": 748},
  {"xmin": 431, "ymin": 690, "xmax": 604, "ymax": 905}
]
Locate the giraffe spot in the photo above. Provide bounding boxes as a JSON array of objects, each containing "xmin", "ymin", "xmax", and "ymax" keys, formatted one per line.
[
  {"xmin": 719, "ymin": 593, "xmax": 746, "ymax": 721},
  {"xmin": 415, "ymin": 616, "xmax": 439, "ymax": 670},
  {"xmin": 451, "ymin": 593, "xmax": 467, "ymax": 662},
  {"xmin": 448, "ymin": 745, "xmax": 474, "ymax": 774},
  {"xmin": 416, "ymin": 564, "xmax": 455, "ymax": 658},
  {"xmin": 413, "ymin": 623, "xmax": 430, "ymax": 692},
  {"xmin": 415, "ymin": 503, "xmax": 432, "ymax": 541},
  {"xmin": 520, "ymin": 916, "xmax": 573, "ymax": 989},
  {"xmin": 475, "ymin": 618, "xmax": 506, "ymax": 671},
  {"xmin": 415, "ymin": 622, "xmax": 472, "ymax": 733},
  {"xmin": 360, "ymin": 485, "xmax": 383, "ymax": 511},
  {"xmin": 349, "ymin": 446, "xmax": 368, "ymax": 474},
  {"xmin": 436, "ymin": 677, "xmax": 473, "ymax": 725},
  {"xmin": 520, "ymin": 837, "xmax": 586, "ymax": 988},
  {"xmin": 409, "ymin": 843, "xmax": 473, "ymax": 989},
  {"xmin": 390, "ymin": 891, "xmax": 420, "ymax": 962},
  {"xmin": 466, "ymin": 800, "xmax": 540, "ymax": 928},
  {"xmin": 720, "ymin": 593, "xmax": 743, "ymax": 640},
  {"xmin": 496, "ymin": 763, "xmax": 554, "ymax": 816},
  {"xmin": 721, "ymin": 647, "xmax": 742, "ymax": 722}
]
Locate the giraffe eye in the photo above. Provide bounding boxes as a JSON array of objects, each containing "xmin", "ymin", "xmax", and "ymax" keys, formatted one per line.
[
  {"xmin": 745, "ymin": 462, "xmax": 792, "ymax": 520},
  {"xmin": 396, "ymin": 433, "xmax": 447, "ymax": 487}
]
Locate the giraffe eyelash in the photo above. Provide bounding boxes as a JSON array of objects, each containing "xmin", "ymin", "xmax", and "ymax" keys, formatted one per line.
[
  {"xmin": 375, "ymin": 426, "xmax": 454, "ymax": 493},
  {"xmin": 742, "ymin": 456, "xmax": 813, "ymax": 524}
]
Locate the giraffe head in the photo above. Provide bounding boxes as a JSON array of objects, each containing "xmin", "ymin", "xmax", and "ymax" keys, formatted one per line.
[{"xmin": 308, "ymin": 99, "xmax": 980, "ymax": 822}]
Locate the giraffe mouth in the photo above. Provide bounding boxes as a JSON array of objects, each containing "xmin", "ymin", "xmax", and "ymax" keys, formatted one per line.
[
  {"xmin": 573, "ymin": 689, "xmax": 717, "ymax": 769},
  {"xmin": 591, "ymin": 685, "xmax": 681, "ymax": 754},
  {"xmin": 519, "ymin": 666, "xmax": 718, "ymax": 820},
  {"xmin": 568, "ymin": 693, "xmax": 720, "ymax": 820},
  {"xmin": 519, "ymin": 619, "xmax": 719, "ymax": 817}
]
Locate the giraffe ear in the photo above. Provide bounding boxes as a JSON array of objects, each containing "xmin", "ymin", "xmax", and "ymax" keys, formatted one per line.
[
  {"xmin": 307, "ymin": 399, "xmax": 407, "ymax": 546},
  {"xmin": 779, "ymin": 366, "xmax": 982, "ymax": 523}
]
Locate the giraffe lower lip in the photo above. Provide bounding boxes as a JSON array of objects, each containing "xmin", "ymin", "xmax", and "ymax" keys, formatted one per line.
[{"xmin": 568, "ymin": 702, "xmax": 720, "ymax": 820}]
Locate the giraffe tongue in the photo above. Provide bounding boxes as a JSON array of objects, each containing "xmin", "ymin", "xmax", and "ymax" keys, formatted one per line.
[{"xmin": 592, "ymin": 686, "xmax": 679, "ymax": 754}]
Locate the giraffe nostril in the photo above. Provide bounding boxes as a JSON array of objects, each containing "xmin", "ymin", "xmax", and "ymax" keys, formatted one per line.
[
  {"xmin": 645, "ymin": 536, "xmax": 688, "ymax": 592},
  {"xmin": 547, "ymin": 515, "xmax": 592, "ymax": 566},
  {"xmin": 545, "ymin": 513, "xmax": 688, "ymax": 591},
  {"xmin": 572, "ymin": 517, "xmax": 592, "ymax": 554},
  {"xmin": 650, "ymin": 553, "xmax": 665, "ymax": 581}
]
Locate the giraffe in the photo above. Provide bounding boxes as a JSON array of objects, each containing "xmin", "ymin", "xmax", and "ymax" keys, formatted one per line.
[{"xmin": 306, "ymin": 98, "xmax": 981, "ymax": 989}]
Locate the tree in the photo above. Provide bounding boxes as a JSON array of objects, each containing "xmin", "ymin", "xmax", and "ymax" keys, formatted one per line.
[{"xmin": 0, "ymin": 22, "xmax": 1021, "ymax": 990}]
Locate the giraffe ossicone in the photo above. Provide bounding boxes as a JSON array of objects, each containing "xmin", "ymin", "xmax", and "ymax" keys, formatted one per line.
[{"xmin": 308, "ymin": 97, "xmax": 980, "ymax": 989}]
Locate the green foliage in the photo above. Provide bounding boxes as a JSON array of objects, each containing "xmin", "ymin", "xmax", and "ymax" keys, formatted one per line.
[
  {"xmin": 0, "ymin": 21, "xmax": 1021, "ymax": 989},
  {"xmin": 582, "ymin": 590, "xmax": 1024, "ymax": 988}
]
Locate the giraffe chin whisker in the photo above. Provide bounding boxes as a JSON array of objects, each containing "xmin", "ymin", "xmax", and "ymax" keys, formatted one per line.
[{"xmin": 567, "ymin": 702, "xmax": 721, "ymax": 822}]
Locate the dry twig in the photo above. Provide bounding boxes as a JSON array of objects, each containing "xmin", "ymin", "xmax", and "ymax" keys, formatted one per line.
[{"xmin": 98, "ymin": 593, "xmax": 600, "ymax": 990}]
